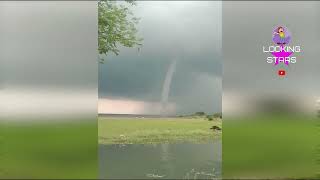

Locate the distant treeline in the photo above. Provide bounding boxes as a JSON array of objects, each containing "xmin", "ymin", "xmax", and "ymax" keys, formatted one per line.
[{"xmin": 179, "ymin": 112, "xmax": 222, "ymax": 121}]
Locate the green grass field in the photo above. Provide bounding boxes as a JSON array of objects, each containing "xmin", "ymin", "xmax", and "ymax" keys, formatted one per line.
[
  {"xmin": 223, "ymin": 115, "xmax": 320, "ymax": 179},
  {"xmin": 98, "ymin": 117, "xmax": 222, "ymax": 144},
  {"xmin": 1, "ymin": 121, "xmax": 97, "ymax": 178}
]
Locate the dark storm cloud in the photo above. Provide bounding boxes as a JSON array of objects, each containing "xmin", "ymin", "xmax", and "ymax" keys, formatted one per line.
[
  {"xmin": 0, "ymin": 1, "xmax": 97, "ymax": 89},
  {"xmin": 99, "ymin": 1, "xmax": 222, "ymax": 114},
  {"xmin": 0, "ymin": 2, "xmax": 97, "ymax": 120}
]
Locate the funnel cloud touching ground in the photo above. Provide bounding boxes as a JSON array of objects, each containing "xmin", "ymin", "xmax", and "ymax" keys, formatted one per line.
[
  {"xmin": 161, "ymin": 59, "xmax": 177, "ymax": 115},
  {"xmin": 99, "ymin": 1, "xmax": 221, "ymax": 115}
]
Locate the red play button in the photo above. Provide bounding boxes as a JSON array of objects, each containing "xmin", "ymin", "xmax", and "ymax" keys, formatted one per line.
[{"xmin": 278, "ymin": 70, "xmax": 286, "ymax": 76}]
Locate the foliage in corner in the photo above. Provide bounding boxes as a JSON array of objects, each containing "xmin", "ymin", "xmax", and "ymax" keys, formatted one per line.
[{"xmin": 98, "ymin": 0, "xmax": 143, "ymax": 62}]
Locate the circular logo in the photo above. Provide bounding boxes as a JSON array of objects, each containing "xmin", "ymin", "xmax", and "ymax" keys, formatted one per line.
[{"xmin": 272, "ymin": 26, "xmax": 291, "ymax": 45}]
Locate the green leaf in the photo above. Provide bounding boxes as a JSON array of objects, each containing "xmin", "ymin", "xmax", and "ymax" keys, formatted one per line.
[{"xmin": 98, "ymin": 0, "xmax": 143, "ymax": 62}]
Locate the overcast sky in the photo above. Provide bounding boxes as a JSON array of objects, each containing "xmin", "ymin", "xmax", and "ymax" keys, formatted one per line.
[
  {"xmin": 0, "ymin": 2, "xmax": 97, "ymax": 120},
  {"xmin": 99, "ymin": 1, "xmax": 222, "ymax": 115},
  {"xmin": 223, "ymin": 2, "xmax": 320, "ymax": 94},
  {"xmin": 223, "ymin": 2, "xmax": 320, "ymax": 115}
]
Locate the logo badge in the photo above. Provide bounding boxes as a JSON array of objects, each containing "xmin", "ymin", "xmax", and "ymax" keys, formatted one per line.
[
  {"xmin": 263, "ymin": 26, "xmax": 302, "ymax": 76},
  {"xmin": 273, "ymin": 26, "xmax": 291, "ymax": 45},
  {"xmin": 278, "ymin": 70, "xmax": 286, "ymax": 76}
]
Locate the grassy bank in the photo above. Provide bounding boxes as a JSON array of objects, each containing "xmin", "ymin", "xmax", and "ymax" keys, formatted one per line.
[
  {"xmin": 98, "ymin": 117, "xmax": 221, "ymax": 144},
  {"xmin": 1, "ymin": 121, "xmax": 97, "ymax": 178},
  {"xmin": 223, "ymin": 115, "xmax": 319, "ymax": 179}
]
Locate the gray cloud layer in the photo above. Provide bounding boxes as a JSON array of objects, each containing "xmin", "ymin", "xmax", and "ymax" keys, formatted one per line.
[
  {"xmin": 99, "ymin": 1, "xmax": 222, "ymax": 115},
  {"xmin": 223, "ymin": 2, "xmax": 320, "ymax": 95}
]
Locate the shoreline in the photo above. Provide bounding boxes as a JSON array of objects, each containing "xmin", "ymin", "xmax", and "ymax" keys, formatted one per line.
[{"xmin": 98, "ymin": 117, "xmax": 222, "ymax": 144}]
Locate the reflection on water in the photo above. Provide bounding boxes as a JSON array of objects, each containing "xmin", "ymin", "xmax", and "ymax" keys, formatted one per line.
[{"xmin": 99, "ymin": 141, "xmax": 221, "ymax": 179}]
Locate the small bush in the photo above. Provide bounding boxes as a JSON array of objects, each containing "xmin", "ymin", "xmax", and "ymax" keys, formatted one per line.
[
  {"xmin": 206, "ymin": 115, "xmax": 213, "ymax": 121},
  {"xmin": 195, "ymin": 112, "xmax": 206, "ymax": 116},
  {"xmin": 213, "ymin": 112, "xmax": 222, "ymax": 119}
]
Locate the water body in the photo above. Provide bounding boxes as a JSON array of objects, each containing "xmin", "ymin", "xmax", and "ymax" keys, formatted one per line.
[{"xmin": 99, "ymin": 141, "xmax": 221, "ymax": 179}]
